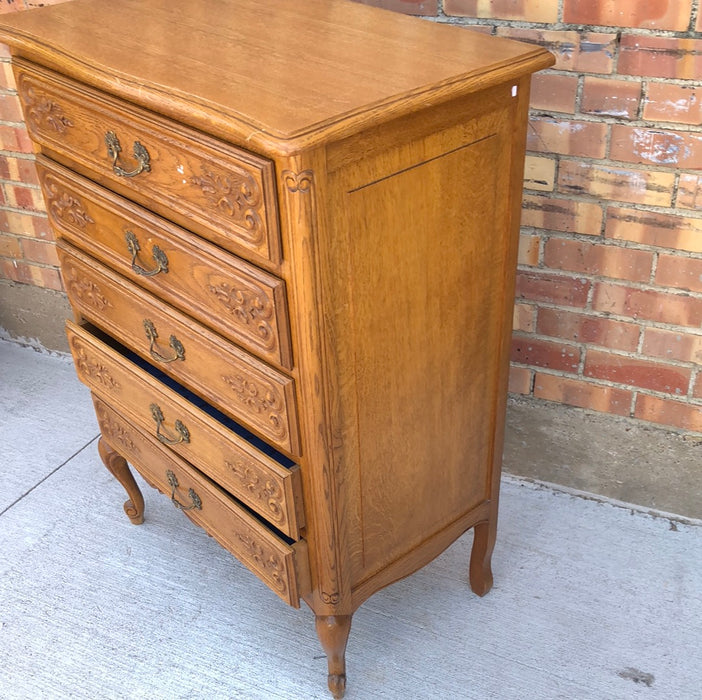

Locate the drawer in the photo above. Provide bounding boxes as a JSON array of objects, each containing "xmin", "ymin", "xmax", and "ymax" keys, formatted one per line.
[
  {"xmin": 40, "ymin": 157, "xmax": 292, "ymax": 369},
  {"xmin": 59, "ymin": 242, "xmax": 301, "ymax": 457},
  {"xmin": 67, "ymin": 321, "xmax": 304, "ymax": 539},
  {"xmin": 92, "ymin": 395, "xmax": 310, "ymax": 608},
  {"xmin": 15, "ymin": 59, "xmax": 281, "ymax": 267}
]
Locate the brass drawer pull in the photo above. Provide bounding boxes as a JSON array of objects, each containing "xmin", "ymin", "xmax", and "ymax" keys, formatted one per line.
[
  {"xmin": 105, "ymin": 130, "xmax": 151, "ymax": 178},
  {"xmin": 125, "ymin": 230, "xmax": 169, "ymax": 277},
  {"xmin": 142, "ymin": 318, "xmax": 185, "ymax": 363},
  {"xmin": 166, "ymin": 469, "xmax": 202, "ymax": 511},
  {"xmin": 150, "ymin": 403, "xmax": 190, "ymax": 445}
]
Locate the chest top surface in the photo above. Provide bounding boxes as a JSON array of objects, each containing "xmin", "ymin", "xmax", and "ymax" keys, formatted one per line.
[{"xmin": 0, "ymin": 0, "xmax": 552, "ymax": 151}]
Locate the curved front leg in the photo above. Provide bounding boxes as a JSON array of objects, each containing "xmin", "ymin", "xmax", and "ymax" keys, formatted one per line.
[
  {"xmin": 98, "ymin": 437, "xmax": 145, "ymax": 524},
  {"xmin": 469, "ymin": 519, "xmax": 495, "ymax": 596},
  {"xmin": 315, "ymin": 614, "xmax": 352, "ymax": 699}
]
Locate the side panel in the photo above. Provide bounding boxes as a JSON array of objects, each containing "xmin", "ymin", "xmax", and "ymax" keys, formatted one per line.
[{"xmin": 326, "ymin": 90, "xmax": 517, "ymax": 586}]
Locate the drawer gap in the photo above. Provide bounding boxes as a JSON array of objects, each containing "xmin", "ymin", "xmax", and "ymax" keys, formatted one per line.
[{"xmin": 84, "ymin": 323, "xmax": 295, "ymax": 469}]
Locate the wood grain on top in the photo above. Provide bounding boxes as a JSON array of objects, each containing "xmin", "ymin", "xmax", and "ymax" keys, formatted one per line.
[{"xmin": 0, "ymin": 0, "xmax": 553, "ymax": 150}]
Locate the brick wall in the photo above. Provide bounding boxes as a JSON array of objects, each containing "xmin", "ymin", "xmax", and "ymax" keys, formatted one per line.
[{"xmin": 1, "ymin": 0, "xmax": 701, "ymax": 434}]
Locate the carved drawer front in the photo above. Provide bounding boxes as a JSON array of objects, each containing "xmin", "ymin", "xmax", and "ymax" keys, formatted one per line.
[
  {"xmin": 15, "ymin": 59, "xmax": 280, "ymax": 267},
  {"xmin": 92, "ymin": 396, "xmax": 310, "ymax": 608},
  {"xmin": 59, "ymin": 242, "xmax": 300, "ymax": 457},
  {"xmin": 40, "ymin": 158, "xmax": 292, "ymax": 370},
  {"xmin": 66, "ymin": 321, "xmax": 304, "ymax": 539}
]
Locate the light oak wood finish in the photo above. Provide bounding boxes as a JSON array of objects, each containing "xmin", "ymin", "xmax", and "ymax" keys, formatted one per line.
[
  {"xmin": 0, "ymin": 1, "xmax": 553, "ymax": 695},
  {"xmin": 94, "ymin": 396, "xmax": 310, "ymax": 607},
  {"xmin": 39, "ymin": 157, "xmax": 292, "ymax": 369},
  {"xmin": 68, "ymin": 321, "xmax": 304, "ymax": 539}
]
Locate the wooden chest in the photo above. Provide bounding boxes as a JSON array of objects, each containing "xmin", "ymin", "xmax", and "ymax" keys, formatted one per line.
[{"xmin": 0, "ymin": 1, "xmax": 552, "ymax": 696}]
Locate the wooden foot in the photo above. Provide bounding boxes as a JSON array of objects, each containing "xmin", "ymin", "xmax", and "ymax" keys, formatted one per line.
[
  {"xmin": 315, "ymin": 614, "xmax": 352, "ymax": 699},
  {"xmin": 98, "ymin": 437, "xmax": 145, "ymax": 524},
  {"xmin": 469, "ymin": 519, "xmax": 495, "ymax": 596}
]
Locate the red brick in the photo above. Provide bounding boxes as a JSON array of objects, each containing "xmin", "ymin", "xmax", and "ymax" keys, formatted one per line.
[
  {"xmin": 494, "ymin": 29, "xmax": 616, "ymax": 74},
  {"xmin": 0, "ymin": 124, "xmax": 33, "ymax": 154},
  {"xmin": 0, "ymin": 155, "xmax": 40, "ymax": 185},
  {"xmin": 508, "ymin": 365, "xmax": 533, "ymax": 394},
  {"xmin": 521, "ymin": 195, "xmax": 603, "ymax": 236},
  {"xmin": 574, "ymin": 33, "xmax": 618, "ymax": 74},
  {"xmin": 677, "ymin": 174, "xmax": 702, "ymax": 210},
  {"xmin": 610, "ymin": 125, "xmax": 702, "ymax": 169},
  {"xmin": 530, "ymin": 73, "xmax": 578, "ymax": 114},
  {"xmin": 642, "ymin": 328, "xmax": 702, "ymax": 363},
  {"xmin": 533, "ymin": 373, "xmax": 632, "ymax": 416},
  {"xmin": 0, "ymin": 91, "xmax": 23, "ymax": 122},
  {"xmin": 350, "ymin": 0, "xmax": 438, "ymax": 14},
  {"xmin": 619, "ymin": 36, "xmax": 702, "ymax": 80},
  {"xmin": 563, "ymin": 0, "xmax": 693, "ymax": 31},
  {"xmin": 543, "ymin": 238, "xmax": 653, "ymax": 283},
  {"xmin": 643, "ymin": 83, "xmax": 702, "ymax": 126},
  {"xmin": 523, "ymin": 155, "xmax": 555, "ymax": 191},
  {"xmin": 558, "ymin": 161, "xmax": 675, "ymax": 208},
  {"xmin": 694, "ymin": 374, "xmax": 702, "ymax": 398},
  {"xmin": 513, "ymin": 302, "xmax": 536, "ymax": 332},
  {"xmin": 635, "ymin": 394, "xmax": 702, "ymax": 432},
  {"xmin": 0, "ymin": 258, "xmax": 63, "ymax": 290},
  {"xmin": 536, "ymin": 308, "xmax": 640, "ymax": 352},
  {"xmin": 580, "ymin": 77, "xmax": 641, "ymax": 120},
  {"xmin": 593, "ymin": 282, "xmax": 702, "ymax": 327},
  {"xmin": 584, "ymin": 349, "xmax": 691, "ymax": 394},
  {"xmin": 605, "ymin": 207, "xmax": 702, "ymax": 253},
  {"xmin": 518, "ymin": 233, "xmax": 540, "ymax": 266},
  {"xmin": 20, "ymin": 237, "xmax": 59, "ymax": 266},
  {"xmin": 511, "ymin": 335, "xmax": 581, "ymax": 372},
  {"xmin": 3, "ymin": 183, "xmax": 45, "ymax": 211},
  {"xmin": 0, "ymin": 61, "xmax": 15, "ymax": 90},
  {"xmin": 0, "ymin": 231, "xmax": 20, "ymax": 258},
  {"xmin": 444, "ymin": 0, "xmax": 558, "ymax": 22},
  {"xmin": 516, "ymin": 271, "xmax": 591, "ymax": 307},
  {"xmin": 655, "ymin": 254, "xmax": 702, "ymax": 293},
  {"xmin": 0, "ymin": 209, "xmax": 52, "ymax": 239},
  {"xmin": 527, "ymin": 117, "xmax": 607, "ymax": 159}
]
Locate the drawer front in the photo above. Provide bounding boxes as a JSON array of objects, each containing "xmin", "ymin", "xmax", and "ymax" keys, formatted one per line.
[
  {"xmin": 40, "ymin": 158, "xmax": 292, "ymax": 369},
  {"xmin": 59, "ymin": 242, "xmax": 300, "ymax": 457},
  {"xmin": 93, "ymin": 396, "xmax": 310, "ymax": 608},
  {"xmin": 67, "ymin": 321, "xmax": 304, "ymax": 539},
  {"xmin": 16, "ymin": 59, "xmax": 281, "ymax": 267}
]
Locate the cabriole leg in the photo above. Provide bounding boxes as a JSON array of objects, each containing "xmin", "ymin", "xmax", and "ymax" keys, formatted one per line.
[
  {"xmin": 469, "ymin": 519, "xmax": 495, "ymax": 597},
  {"xmin": 315, "ymin": 614, "xmax": 352, "ymax": 699},
  {"xmin": 98, "ymin": 436, "xmax": 145, "ymax": 524}
]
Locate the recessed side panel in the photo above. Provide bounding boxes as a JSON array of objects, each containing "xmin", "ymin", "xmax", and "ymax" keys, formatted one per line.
[{"xmin": 337, "ymin": 121, "xmax": 514, "ymax": 582}]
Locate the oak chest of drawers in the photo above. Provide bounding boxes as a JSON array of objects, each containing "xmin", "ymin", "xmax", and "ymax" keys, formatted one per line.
[{"xmin": 0, "ymin": 1, "xmax": 552, "ymax": 696}]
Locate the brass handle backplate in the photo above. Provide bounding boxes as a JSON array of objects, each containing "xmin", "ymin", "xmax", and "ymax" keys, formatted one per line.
[
  {"xmin": 142, "ymin": 319, "xmax": 184, "ymax": 364},
  {"xmin": 165, "ymin": 469, "xmax": 202, "ymax": 511},
  {"xmin": 105, "ymin": 130, "xmax": 151, "ymax": 178},
  {"xmin": 150, "ymin": 403, "xmax": 190, "ymax": 445},
  {"xmin": 125, "ymin": 230, "xmax": 168, "ymax": 277}
]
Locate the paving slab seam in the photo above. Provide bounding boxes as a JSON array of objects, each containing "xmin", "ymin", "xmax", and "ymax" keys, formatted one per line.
[
  {"xmin": 503, "ymin": 473, "xmax": 702, "ymax": 529},
  {"xmin": 0, "ymin": 435, "xmax": 100, "ymax": 518}
]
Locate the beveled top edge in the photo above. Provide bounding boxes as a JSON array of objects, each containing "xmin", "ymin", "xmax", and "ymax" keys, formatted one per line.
[{"xmin": 0, "ymin": 0, "xmax": 554, "ymax": 154}]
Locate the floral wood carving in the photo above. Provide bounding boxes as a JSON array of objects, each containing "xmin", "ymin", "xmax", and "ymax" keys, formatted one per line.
[
  {"xmin": 95, "ymin": 403, "xmax": 139, "ymax": 455},
  {"xmin": 190, "ymin": 166, "xmax": 263, "ymax": 238},
  {"xmin": 22, "ymin": 84, "xmax": 74, "ymax": 134},
  {"xmin": 71, "ymin": 340, "xmax": 120, "ymax": 391},
  {"xmin": 63, "ymin": 264, "xmax": 112, "ymax": 311},
  {"xmin": 221, "ymin": 373, "xmax": 287, "ymax": 440},
  {"xmin": 43, "ymin": 177, "xmax": 95, "ymax": 229},
  {"xmin": 207, "ymin": 281, "xmax": 274, "ymax": 348},
  {"xmin": 236, "ymin": 533, "xmax": 287, "ymax": 594},
  {"xmin": 281, "ymin": 169, "xmax": 313, "ymax": 194},
  {"xmin": 225, "ymin": 458, "xmax": 284, "ymax": 523}
]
